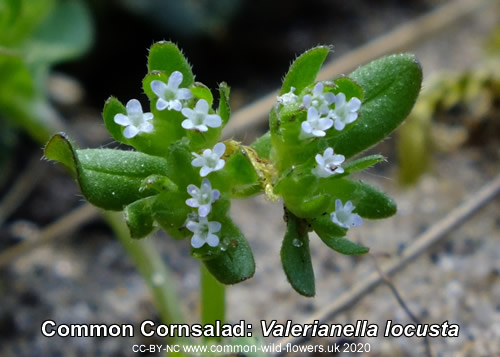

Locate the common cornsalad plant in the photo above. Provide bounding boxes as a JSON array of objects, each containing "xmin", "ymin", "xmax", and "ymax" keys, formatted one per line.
[{"xmin": 45, "ymin": 42, "xmax": 422, "ymax": 299}]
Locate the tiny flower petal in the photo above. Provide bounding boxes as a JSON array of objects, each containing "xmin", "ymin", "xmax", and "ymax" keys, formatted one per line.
[
  {"xmin": 123, "ymin": 126, "xmax": 139, "ymax": 139},
  {"xmin": 200, "ymin": 166, "xmax": 211, "ymax": 177},
  {"xmin": 126, "ymin": 98, "xmax": 142, "ymax": 114},
  {"xmin": 198, "ymin": 204, "xmax": 211, "ymax": 217},
  {"xmin": 191, "ymin": 235, "xmax": 205, "ymax": 249},
  {"xmin": 114, "ymin": 99, "xmax": 154, "ymax": 138},
  {"xmin": 168, "ymin": 71, "xmax": 183, "ymax": 88},
  {"xmin": 206, "ymin": 234, "xmax": 220, "ymax": 247},
  {"xmin": 156, "ymin": 98, "xmax": 169, "ymax": 111},
  {"xmin": 151, "ymin": 80, "xmax": 168, "ymax": 98},
  {"xmin": 139, "ymin": 122, "xmax": 154, "ymax": 133},
  {"xmin": 114, "ymin": 113, "xmax": 131, "ymax": 126},
  {"xmin": 177, "ymin": 88, "xmax": 193, "ymax": 100},
  {"xmin": 204, "ymin": 115, "xmax": 222, "ymax": 128},
  {"xmin": 181, "ymin": 119, "xmax": 195, "ymax": 130},
  {"xmin": 213, "ymin": 142, "xmax": 226, "ymax": 156}
]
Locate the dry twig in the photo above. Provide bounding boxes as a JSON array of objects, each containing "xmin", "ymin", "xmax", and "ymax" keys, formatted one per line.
[
  {"xmin": 370, "ymin": 254, "xmax": 434, "ymax": 357},
  {"xmin": 0, "ymin": 203, "xmax": 99, "ymax": 268}
]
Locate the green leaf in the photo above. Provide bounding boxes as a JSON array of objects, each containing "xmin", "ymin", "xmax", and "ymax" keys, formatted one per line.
[
  {"xmin": 124, "ymin": 196, "xmax": 156, "ymax": 239},
  {"xmin": 25, "ymin": 0, "xmax": 93, "ymax": 66},
  {"xmin": 44, "ymin": 132, "xmax": 77, "ymax": 174},
  {"xmin": 321, "ymin": 236, "xmax": 369, "ymax": 255},
  {"xmin": 343, "ymin": 154, "xmax": 386, "ymax": 173},
  {"xmin": 0, "ymin": 0, "xmax": 54, "ymax": 46},
  {"xmin": 332, "ymin": 54, "xmax": 422, "ymax": 158},
  {"xmin": 309, "ymin": 214, "xmax": 347, "ymax": 239},
  {"xmin": 310, "ymin": 215, "xmax": 368, "ymax": 255},
  {"xmin": 148, "ymin": 41, "xmax": 194, "ymax": 87},
  {"xmin": 102, "ymin": 96, "xmax": 127, "ymax": 143},
  {"xmin": 191, "ymin": 82, "xmax": 213, "ymax": 107},
  {"xmin": 210, "ymin": 147, "xmax": 260, "ymax": 197},
  {"xmin": 251, "ymin": 131, "xmax": 271, "ymax": 159},
  {"xmin": 332, "ymin": 76, "xmax": 364, "ymax": 100},
  {"xmin": 281, "ymin": 212, "xmax": 315, "ymax": 297},
  {"xmin": 44, "ymin": 133, "xmax": 170, "ymax": 210},
  {"xmin": 281, "ymin": 46, "xmax": 331, "ymax": 95},
  {"xmin": 218, "ymin": 82, "xmax": 231, "ymax": 126},
  {"xmin": 295, "ymin": 194, "xmax": 331, "ymax": 219},
  {"xmin": 152, "ymin": 190, "xmax": 191, "ymax": 240},
  {"xmin": 166, "ymin": 141, "xmax": 200, "ymax": 189},
  {"xmin": 202, "ymin": 217, "xmax": 255, "ymax": 285}
]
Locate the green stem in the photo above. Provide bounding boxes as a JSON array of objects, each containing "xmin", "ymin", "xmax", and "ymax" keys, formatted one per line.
[
  {"xmin": 104, "ymin": 212, "xmax": 189, "ymax": 356},
  {"xmin": 201, "ymin": 263, "xmax": 225, "ymax": 340}
]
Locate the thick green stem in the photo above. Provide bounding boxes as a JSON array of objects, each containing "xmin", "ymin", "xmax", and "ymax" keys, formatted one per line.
[
  {"xmin": 104, "ymin": 212, "xmax": 189, "ymax": 355},
  {"xmin": 201, "ymin": 263, "xmax": 225, "ymax": 340}
]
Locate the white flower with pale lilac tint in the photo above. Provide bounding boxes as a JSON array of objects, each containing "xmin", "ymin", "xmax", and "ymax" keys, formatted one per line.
[
  {"xmin": 303, "ymin": 82, "xmax": 335, "ymax": 114},
  {"xmin": 181, "ymin": 99, "xmax": 222, "ymax": 132},
  {"xmin": 151, "ymin": 71, "xmax": 192, "ymax": 111},
  {"xmin": 312, "ymin": 147, "xmax": 345, "ymax": 178},
  {"xmin": 329, "ymin": 93, "xmax": 362, "ymax": 131},
  {"xmin": 277, "ymin": 86, "xmax": 298, "ymax": 106},
  {"xmin": 191, "ymin": 142, "xmax": 226, "ymax": 177},
  {"xmin": 186, "ymin": 217, "xmax": 221, "ymax": 248},
  {"xmin": 113, "ymin": 99, "xmax": 154, "ymax": 139},
  {"xmin": 330, "ymin": 199, "xmax": 362, "ymax": 228},
  {"xmin": 186, "ymin": 179, "xmax": 220, "ymax": 217},
  {"xmin": 300, "ymin": 106, "xmax": 334, "ymax": 139}
]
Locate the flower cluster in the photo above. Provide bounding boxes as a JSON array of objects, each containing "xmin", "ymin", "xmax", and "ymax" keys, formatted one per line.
[
  {"xmin": 278, "ymin": 82, "xmax": 362, "ymax": 140},
  {"xmin": 113, "ymin": 70, "xmax": 228, "ymax": 248},
  {"xmin": 278, "ymin": 82, "xmax": 364, "ymax": 230},
  {"xmin": 114, "ymin": 71, "xmax": 223, "ymax": 138},
  {"xmin": 184, "ymin": 142, "xmax": 226, "ymax": 248}
]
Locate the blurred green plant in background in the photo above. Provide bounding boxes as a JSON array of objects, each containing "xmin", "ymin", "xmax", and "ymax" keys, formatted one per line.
[
  {"xmin": 397, "ymin": 26, "xmax": 500, "ymax": 185},
  {"xmin": 119, "ymin": 0, "xmax": 243, "ymax": 37},
  {"xmin": 0, "ymin": 0, "xmax": 92, "ymax": 152}
]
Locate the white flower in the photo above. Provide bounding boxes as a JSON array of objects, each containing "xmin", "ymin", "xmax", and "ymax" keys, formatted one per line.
[
  {"xmin": 151, "ymin": 71, "xmax": 192, "ymax": 111},
  {"xmin": 114, "ymin": 99, "xmax": 154, "ymax": 139},
  {"xmin": 301, "ymin": 107, "xmax": 334, "ymax": 139},
  {"xmin": 303, "ymin": 82, "xmax": 335, "ymax": 114},
  {"xmin": 277, "ymin": 86, "xmax": 298, "ymax": 106},
  {"xmin": 191, "ymin": 142, "xmax": 226, "ymax": 177},
  {"xmin": 312, "ymin": 147, "xmax": 345, "ymax": 178},
  {"xmin": 330, "ymin": 93, "xmax": 362, "ymax": 131},
  {"xmin": 330, "ymin": 199, "xmax": 362, "ymax": 228},
  {"xmin": 186, "ymin": 179, "xmax": 220, "ymax": 217},
  {"xmin": 181, "ymin": 99, "xmax": 222, "ymax": 132},
  {"xmin": 186, "ymin": 217, "xmax": 221, "ymax": 248}
]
